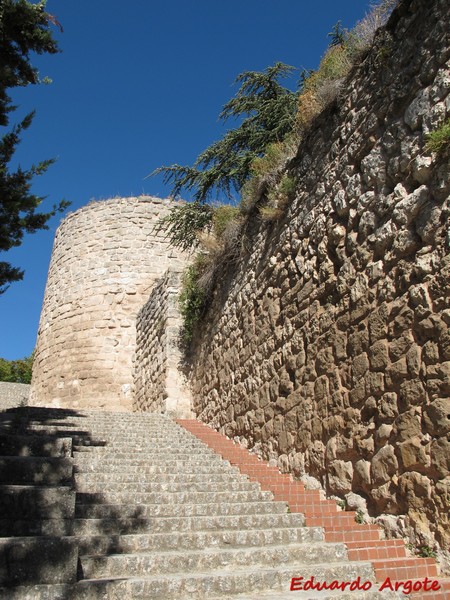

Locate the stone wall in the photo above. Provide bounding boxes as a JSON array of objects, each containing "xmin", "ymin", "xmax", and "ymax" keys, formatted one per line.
[
  {"xmin": 189, "ymin": 0, "xmax": 450, "ymax": 553},
  {"xmin": 133, "ymin": 268, "xmax": 192, "ymax": 417},
  {"xmin": 0, "ymin": 382, "xmax": 30, "ymax": 411},
  {"xmin": 31, "ymin": 197, "xmax": 187, "ymax": 411}
]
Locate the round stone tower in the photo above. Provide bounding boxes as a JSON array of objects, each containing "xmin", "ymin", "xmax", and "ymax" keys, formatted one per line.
[{"xmin": 30, "ymin": 196, "xmax": 187, "ymax": 411}]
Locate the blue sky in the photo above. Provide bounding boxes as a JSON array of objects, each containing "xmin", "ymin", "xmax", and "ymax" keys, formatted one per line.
[{"xmin": 0, "ymin": 0, "xmax": 374, "ymax": 360}]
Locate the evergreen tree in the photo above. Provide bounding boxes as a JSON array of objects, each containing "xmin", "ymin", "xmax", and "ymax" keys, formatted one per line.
[
  {"xmin": 151, "ymin": 62, "xmax": 297, "ymax": 249},
  {"xmin": 152, "ymin": 62, "xmax": 297, "ymax": 203},
  {"xmin": 0, "ymin": 0, "xmax": 68, "ymax": 293}
]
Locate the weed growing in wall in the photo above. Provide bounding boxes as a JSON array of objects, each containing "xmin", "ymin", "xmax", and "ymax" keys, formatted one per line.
[
  {"xmin": 417, "ymin": 546, "xmax": 437, "ymax": 559},
  {"xmin": 355, "ymin": 509, "xmax": 366, "ymax": 525},
  {"xmin": 259, "ymin": 174, "xmax": 298, "ymax": 222},
  {"xmin": 425, "ymin": 118, "xmax": 450, "ymax": 155},
  {"xmin": 179, "ymin": 204, "xmax": 246, "ymax": 340},
  {"xmin": 179, "ymin": 255, "xmax": 210, "ymax": 343},
  {"xmin": 212, "ymin": 205, "xmax": 241, "ymax": 240}
]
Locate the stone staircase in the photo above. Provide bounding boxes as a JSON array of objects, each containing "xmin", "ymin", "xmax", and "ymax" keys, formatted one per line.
[{"xmin": 0, "ymin": 407, "xmax": 446, "ymax": 598}]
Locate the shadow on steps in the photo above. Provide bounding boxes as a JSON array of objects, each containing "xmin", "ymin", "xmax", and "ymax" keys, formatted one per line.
[{"xmin": 0, "ymin": 406, "xmax": 149, "ymax": 598}]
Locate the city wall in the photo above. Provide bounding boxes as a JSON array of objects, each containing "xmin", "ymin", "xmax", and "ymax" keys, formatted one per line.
[{"xmin": 187, "ymin": 0, "xmax": 450, "ymax": 552}]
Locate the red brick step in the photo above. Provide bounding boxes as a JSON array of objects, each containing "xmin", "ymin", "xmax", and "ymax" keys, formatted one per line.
[{"xmin": 179, "ymin": 418, "xmax": 447, "ymax": 598}]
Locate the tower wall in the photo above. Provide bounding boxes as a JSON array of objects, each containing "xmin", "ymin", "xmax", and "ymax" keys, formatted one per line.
[{"xmin": 30, "ymin": 196, "xmax": 187, "ymax": 411}]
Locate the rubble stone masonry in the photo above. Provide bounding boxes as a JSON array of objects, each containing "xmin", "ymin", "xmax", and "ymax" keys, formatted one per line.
[
  {"xmin": 30, "ymin": 197, "xmax": 187, "ymax": 411},
  {"xmin": 134, "ymin": 267, "xmax": 192, "ymax": 418},
  {"xmin": 189, "ymin": 0, "xmax": 450, "ymax": 553}
]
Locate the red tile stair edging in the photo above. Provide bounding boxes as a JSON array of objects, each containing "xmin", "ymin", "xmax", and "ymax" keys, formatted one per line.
[{"xmin": 177, "ymin": 418, "xmax": 450, "ymax": 599}]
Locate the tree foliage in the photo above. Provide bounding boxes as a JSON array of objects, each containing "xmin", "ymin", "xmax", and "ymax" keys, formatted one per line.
[
  {"xmin": 0, "ymin": 0, "xmax": 68, "ymax": 293},
  {"xmin": 0, "ymin": 352, "xmax": 33, "ymax": 383},
  {"xmin": 152, "ymin": 62, "xmax": 298, "ymax": 204},
  {"xmin": 153, "ymin": 201, "xmax": 213, "ymax": 251}
]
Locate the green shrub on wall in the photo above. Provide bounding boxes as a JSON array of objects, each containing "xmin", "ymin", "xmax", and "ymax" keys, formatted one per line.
[
  {"xmin": 425, "ymin": 118, "xmax": 450, "ymax": 155},
  {"xmin": 179, "ymin": 256, "xmax": 210, "ymax": 342}
]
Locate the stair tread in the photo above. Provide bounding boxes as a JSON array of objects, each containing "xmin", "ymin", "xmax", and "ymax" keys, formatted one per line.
[
  {"xmin": 81, "ymin": 539, "xmax": 346, "ymax": 558},
  {"xmin": 0, "ymin": 407, "xmax": 442, "ymax": 599}
]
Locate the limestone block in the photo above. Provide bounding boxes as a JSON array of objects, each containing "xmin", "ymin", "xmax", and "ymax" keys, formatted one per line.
[
  {"xmin": 370, "ymin": 221, "xmax": 397, "ymax": 253},
  {"xmin": 369, "ymin": 340, "xmax": 389, "ymax": 371},
  {"xmin": 348, "ymin": 329, "xmax": 369, "ymax": 357},
  {"xmin": 345, "ymin": 492, "xmax": 369, "ymax": 518},
  {"xmin": 386, "ymin": 357, "xmax": 409, "ymax": 386},
  {"xmin": 423, "ymin": 398, "xmax": 450, "ymax": 436},
  {"xmin": 430, "ymin": 438, "xmax": 450, "ymax": 478},
  {"xmin": 398, "ymin": 472, "xmax": 432, "ymax": 505},
  {"xmin": 375, "ymin": 424, "xmax": 393, "ymax": 445},
  {"xmin": 371, "ymin": 481, "xmax": 399, "ymax": 514},
  {"xmin": 393, "ymin": 409, "xmax": 422, "ymax": 442},
  {"xmin": 327, "ymin": 460, "xmax": 353, "ymax": 494},
  {"xmin": 360, "ymin": 147, "xmax": 387, "ymax": 187},
  {"xmin": 368, "ymin": 308, "xmax": 388, "ymax": 343},
  {"xmin": 392, "ymin": 185, "xmax": 428, "ymax": 226},
  {"xmin": 440, "ymin": 329, "xmax": 450, "ymax": 361},
  {"xmin": 333, "ymin": 188, "xmax": 348, "ymax": 216},
  {"xmin": 404, "ymin": 88, "xmax": 430, "ymax": 130},
  {"xmin": 371, "ymin": 445, "xmax": 398, "ymax": 485},
  {"xmin": 392, "ymin": 229, "xmax": 420, "ymax": 256},
  {"xmin": 397, "ymin": 436, "xmax": 431, "ymax": 471},
  {"xmin": 398, "ymin": 379, "xmax": 427, "ymax": 410}
]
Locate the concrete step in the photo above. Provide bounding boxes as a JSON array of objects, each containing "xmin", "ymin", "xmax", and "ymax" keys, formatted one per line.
[
  {"xmin": 0, "ymin": 585, "xmax": 402, "ymax": 600},
  {"xmin": 0, "ymin": 518, "xmax": 74, "ymax": 537},
  {"xmin": 75, "ymin": 499, "xmax": 289, "ymax": 519},
  {"xmin": 75, "ymin": 434, "xmax": 200, "ymax": 440},
  {"xmin": 75, "ymin": 526, "xmax": 326, "ymax": 555},
  {"xmin": 73, "ymin": 448, "xmax": 220, "ymax": 460},
  {"xmin": 74, "ymin": 480, "xmax": 263, "ymax": 494},
  {"xmin": 68, "ymin": 428, "xmax": 200, "ymax": 436},
  {"xmin": 0, "ymin": 536, "xmax": 78, "ymax": 586},
  {"xmin": 23, "ymin": 417, "xmax": 176, "ymax": 426},
  {"xmin": 70, "ymin": 433, "xmax": 210, "ymax": 442},
  {"xmin": 73, "ymin": 471, "xmax": 250, "ymax": 485},
  {"xmin": 0, "ymin": 456, "xmax": 73, "ymax": 486},
  {"xmin": 80, "ymin": 542, "xmax": 349, "ymax": 579},
  {"xmin": 180, "ymin": 419, "xmax": 445, "ymax": 598},
  {"xmin": 23, "ymin": 424, "xmax": 192, "ymax": 435},
  {"xmin": 0, "ymin": 485, "xmax": 75, "ymax": 521},
  {"xmin": 49, "ymin": 428, "xmax": 192, "ymax": 436},
  {"xmin": 27, "ymin": 440, "xmax": 208, "ymax": 450},
  {"xmin": 70, "ymin": 437, "xmax": 212, "ymax": 446},
  {"xmin": 73, "ymin": 452, "xmax": 228, "ymax": 466},
  {"xmin": 73, "ymin": 460, "xmax": 239, "ymax": 475},
  {"xmin": 0, "ymin": 434, "xmax": 72, "ymax": 458},
  {"xmin": 74, "ymin": 442, "xmax": 212, "ymax": 451},
  {"xmin": 0, "ymin": 562, "xmax": 380, "ymax": 599},
  {"xmin": 75, "ymin": 488, "xmax": 275, "ymax": 505},
  {"xmin": 72, "ymin": 512, "xmax": 306, "ymax": 536},
  {"xmin": 0, "ymin": 408, "xmax": 428, "ymax": 600}
]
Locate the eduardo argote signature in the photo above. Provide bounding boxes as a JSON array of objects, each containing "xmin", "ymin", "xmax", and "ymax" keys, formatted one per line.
[{"xmin": 290, "ymin": 575, "xmax": 441, "ymax": 594}]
